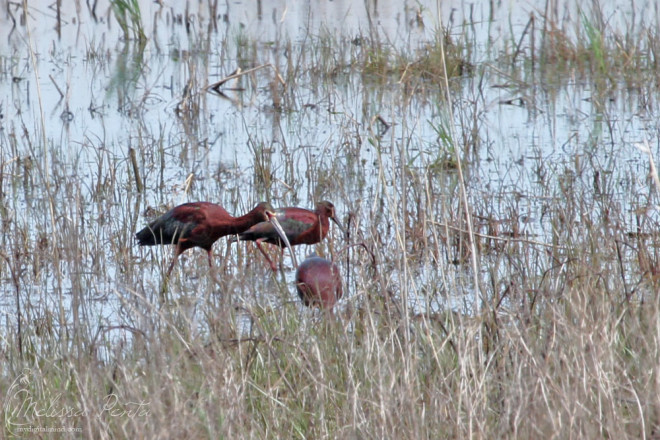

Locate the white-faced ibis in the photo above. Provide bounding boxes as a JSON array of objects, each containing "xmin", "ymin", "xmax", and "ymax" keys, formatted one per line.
[
  {"xmin": 237, "ymin": 201, "xmax": 345, "ymax": 271},
  {"xmin": 136, "ymin": 201, "xmax": 291, "ymax": 277},
  {"xmin": 295, "ymin": 255, "xmax": 343, "ymax": 313}
]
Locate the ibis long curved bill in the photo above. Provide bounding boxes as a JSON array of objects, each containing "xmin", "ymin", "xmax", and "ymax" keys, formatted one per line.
[{"xmin": 266, "ymin": 212, "xmax": 298, "ymax": 269}]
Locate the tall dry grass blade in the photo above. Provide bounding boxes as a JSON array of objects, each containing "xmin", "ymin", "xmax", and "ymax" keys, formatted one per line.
[{"xmin": 435, "ymin": 12, "xmax": 481, "ymax": 309}]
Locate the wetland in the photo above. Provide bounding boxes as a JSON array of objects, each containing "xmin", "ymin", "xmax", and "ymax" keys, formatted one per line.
[{"xmin": 2, "ymin": 0, "xmax": 660, "ymax": 437}]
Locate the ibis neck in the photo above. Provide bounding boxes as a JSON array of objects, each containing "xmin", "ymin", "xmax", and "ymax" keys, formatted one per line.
[
  {"xmin": 319, "ymin": 214, "xmax": 330, "ymax": 236},
  {"xmin": 228, "ymin": 208, "xmax": 264, "ymax": 234}
]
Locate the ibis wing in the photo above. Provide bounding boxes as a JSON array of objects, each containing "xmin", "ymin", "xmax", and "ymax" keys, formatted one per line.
[
  {"xmin": 239, "ymin": 220, "xmax": 277, "ymax": 240},
  {"xmin": 166, "ymin": 204, "xmax": 216, "ymax": 243},
  {"xmin": 168, "ymin": 204, "xmax": 209, "ymax": 225},
  {"xmin": 142, "ymin": 204, "xmax": 207, "ymax": 245}
]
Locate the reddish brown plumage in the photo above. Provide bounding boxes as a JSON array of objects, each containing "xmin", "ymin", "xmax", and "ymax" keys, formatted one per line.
[
  {"xmin": 238, "ymin": 201, "xmax": 344, "ymax": 271},
  {"xmin": 136, "ymin": 201, "xmax": 281, "ymax": 276},
  {"xmin": 295, "ymin": 255, "xmax": 343, "ymax": 312}
]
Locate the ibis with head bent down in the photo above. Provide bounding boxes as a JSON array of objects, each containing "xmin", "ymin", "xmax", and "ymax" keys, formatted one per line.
[
  {"xmin": 136, "ymin": 201, "xmax": 292, "ymax": 276},
  {"xmin": 237, "ymin": 201, "xmax": 345, "ymax": 271},
  {"xmin": 295, "ymin": 255, "xmax": 343, "ymax": 313}
]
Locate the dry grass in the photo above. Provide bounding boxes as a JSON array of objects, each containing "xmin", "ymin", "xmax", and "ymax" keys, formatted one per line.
[{"xmin": 2, "ymin": 1, "xmax": 660, "ymax": 438}]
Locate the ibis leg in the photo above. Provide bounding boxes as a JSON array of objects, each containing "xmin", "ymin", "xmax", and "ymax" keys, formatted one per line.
[
  {"xmin": 256, "ymin": 240, "xmax": 278, "ymax": 271},
  {"xmin": 166, "ymin": 253, "xmax": 180, "ymax": 277}
]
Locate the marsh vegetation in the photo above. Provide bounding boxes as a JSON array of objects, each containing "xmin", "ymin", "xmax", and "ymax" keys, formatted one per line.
[{"xmin": 2, "ymin": 0, "xmax": 660, "ymax": 438}]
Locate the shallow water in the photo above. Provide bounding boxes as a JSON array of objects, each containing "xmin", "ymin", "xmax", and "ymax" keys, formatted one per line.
[{"xmin": 0, "ymin": 0, "xmax": 658, "ymax": 341}]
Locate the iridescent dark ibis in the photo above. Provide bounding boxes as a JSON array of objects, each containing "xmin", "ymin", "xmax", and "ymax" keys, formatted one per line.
[
  {"xmin": 295, "ymin": 255, "xmax": 343, "ymax": 312},
  {"xmin": 237, "ymin": 201, "xmax": 345, "ymax": 271},
  {"xmin": 136, "ymin": 202, "xmax": 290, "ymax": 277}
]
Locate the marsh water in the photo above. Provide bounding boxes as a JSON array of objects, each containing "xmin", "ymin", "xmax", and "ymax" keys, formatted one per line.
[{"xmin": 0, "ymin": 0, "xmax": 658, "ymax": 345}]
